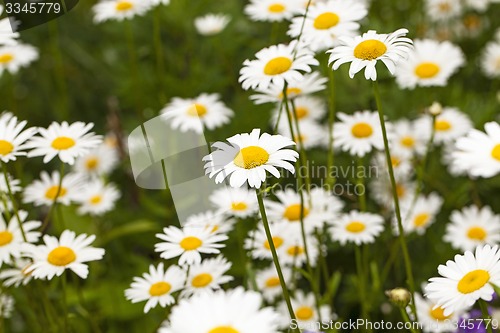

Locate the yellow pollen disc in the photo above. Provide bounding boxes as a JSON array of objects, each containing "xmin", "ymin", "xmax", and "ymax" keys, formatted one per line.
[
  {"xmin": 191, "ymin": 273, "xmax": 213, "ymax": 288},
  {"xmin": 264, "ymin": 236, "xmax": 284, "ymax": 250},
  {"xmin": 233, "ymin": 146, "xmax": 269, "ymax": 169},
  {"xmin": 231, "ymin": 202, "xmax": 248, "ymax": 211},
  {"xmin": 287, "ymin": 245, "xmax": 304, "ymax": 256},
  {"xmin": 186, "ymin": 103, "xmax": 207, "ymax": 117},
  {"xmin": 149, "ymin": 281, "xmax": 171, "ymax": 296},
  {"xmin": 293, "ymin": 107, "xmax": 308, "ymax": 119},
  {"xmin": 209, "ymin": 225, "xmax": 219, "ymax": 233},
  {"xmin": 47, "ymin": 246, "xmax": 76, "ymax": 266},
  {"xmin": 391, "ymin": 156, "xmax": 401, "ymax": 167},
  {"xmin": 463, "ymin": 14, "xmax": 480, "ymax": 30},
  {"xmin": 51, "ymin": 136, "xmax": 76, "ymax": 150},
  {"xmin": 434, "ymin": 119, "xmax": 451, "ymax": 131},
  {"xmin": 413, "ymin": 213, "xmax": 430, "ymax": 227},
  {"xmin": 208, "ymin": 326, "xmax": 239, "ymax": 333},
  {"xmin": 345, "ymin": 221, "xmax": 366, "ymax": 233},
  {"xmin": 438, "ymin": 2, "xmax": 451, "ymax": 12},
  {"xmin": 265, "ymin": 277, "xmax": 280, "ymax": 288},
  {"xmin": 179, "ymin": 236, "xmax": 202, "ymax": 250},
  {"xmin": 396, "ymin": 184, "xmax": 405, "ymax": 198},
  {"xmin": 283, "ymin": 204, "xmax": 310, "ymax": 222},
  {"xmin": 467, "ymin": 226, "xmax": 487, "ymax": 241},
  {"xmin": 429, "ymin": 306, "xmax": 450, "ymax": 321},
  {"xmin": 268, "ymin": 3, "xmax": 285, "ymax": 13},
  {"xmin": 0, "ymin": 53, "xmax": 14, "ymax": 64},
  {"xmin": 491, "ymin": 144, "xmax": 500, "ymax": 161},
  {"xmin": 351, "ymin": 122, "xmax": 373, "ymax": 138},
  {"xmin": 353, "ymin": 39, "xmax": 387, "ymax": 60},
  {"xmin": 313, "ymin": 12, "xmax": 340, "ymax": 30},
  {"xmin": 115, "ymin": 1, "xmax": 133, "ymax": 11},
  {"xmin": 279, "ymin": 87, "xmax": 302, "ymax": 99},
  {"xmin": 85, "ymin": 157, "xmax": 99, "ymax": 170},
  {"xmin": 401, "ymin": 136, "xmax": 415, "ymax": 148},
  {"xmin": 263, "ymin": 57, "xmax": 292, "ymax": 76},
  {"xmin": 0, "ymin": 231, "xmax": 14, "ymax": 246},
  {"xmin": 296, "ymin": 306, "xmax": 314, "ymax": 321},
  {"xmin": 415, "ymin": 62, "xmax": 440, "ymax": 79},
  {"xmin": 45, "ymin": 186, "xmax": 67, "ymax": 200},
  {"xmin": 457, "ymin": 269, "xmax": 490, "ymax": 294},
  {"xmin": 0, "ymin": 140, "xmax": 14, "ymax": 156},
  {"xmin": 90, "ymin": 195, "xmax": 102, "ymax": 205}
]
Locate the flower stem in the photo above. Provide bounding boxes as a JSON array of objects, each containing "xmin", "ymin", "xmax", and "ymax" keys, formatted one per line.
[
  {"xmin": 326, "ymin": 66, "xmax": 336, "ymax": 189},
  {"xmin": 61, "ymin": 273, "xmax": 69, "ymax": 333},
  {"xmin": 1, "ymin": 161, "xmax": 27, "ymax": 241},
  {"xmin": 355, "ymin": 246, "xmax": 371, "ymax": 332},
  {"xmin": 42, "ymin": 163, "xmax": 65, "ymax": 232},
  {"xmin": 399, "ymin": 307, "xmax": 419, "ymax": 333},
  {"xmin": 479, "ymin": 299, "xmax": 494, "ymax": 333},
  {"xmin": 153, "ymin": 7, "xmax": 167, "ymax": 105}
]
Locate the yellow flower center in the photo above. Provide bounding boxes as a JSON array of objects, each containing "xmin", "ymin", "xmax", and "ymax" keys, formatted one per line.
[
  {"xmin": 400, "ymin": 136, "xmax": 415, "ymax": 148},
  {"xmin": 313, "ymin": 12, "xmax": 340, "ymax": 30},
  {"xmin": 293, "ymin": 107, "xmax": 308, "ymax": 119},
  {"xmin": 283, "ymin": 204, "xmax": 310, "ymax": 221},
  {"xmin": 149, "ymin": 281, "xmax": 171, "ymax": 296},
  {"xmin": 457, "ymin": 269, "xmax": 490, "ymax": 294},
  {"xmin": 415, "ymin": 62, "xmax": 440, "ymax": 79},
  {"xmin": 438, "ymin": 2, "xmax": 451, "ymax": 12},
  {"xmin": 413, "ymin": 213, "xmax": 430, "ymax": 227},
  {"xmin": 353, "ymin": 40, "xmax": 387, "ymax": 60},
  {"xmin": 208, "ymin": 327, "xmax": 239, "ymax": 333},
  {"xmin": 263, "ymin": 57, "xmax": 292, "ymax": 76},
  {"xmin": 45, "ymin": 186, "xmax": 67, "ymax": 200},
  {"xmin": 191, "ymin": 273, "xmax": 213, "ymax": 288},
  {"xmin": 85, "ymin": 157, "xmax": 99, "ymax": 170},
  {"xmin": 186, "ymin": 103, "xmax": 207, "ymax": 117},
  {"xmin": 264, "ymin": 236, "xmax": 284, "ymax": 250},
  {"xmin": 0, "ymin": 231, "xmax": 13, "ymax": 246},
  {"xmin": 0, "ymin": 140, "xmax": 14, "ymax": 156},
  {"xmin": 391, "ymin": 156, "xmax": 401, "ymax": 167},
  {"xmin": 491, "ymin": 144, "xmax": 500, "ymax": 161},
  {"xmin": 351, "ymin": 122, "xmax": 373, "ymax": 138},
  {"xmin": 296, "ymin": 306, "xmax": 314, "ymax": 321},
  {"xmin": 179, "ymin": 236, "xmax": 203, "ymax": 250},
  {"xmin": 396, "ymin": 184, "xmax": 405, "ymax": 198},
  {"xmin": 467, "ymin": 226, "xmax": 487, "ymax": 241},
  {"xmin": 265, "ymin": 277, "xmax": 280, "ymax": 288},
  {"xmin": 345, "ymin": 221, "xmax": 366, "ymax": 233},
  {"xmin": 115, "ymin": 1, "xmax": 133, "ymax": 11},
  {"xmin": 268, "ymin": 3, "xmax": 285, "ymax": 13},
  {"xmin": 434, "ymin": 119, "xmax": 451, "ymax": 131},
  {"xmin": 231, "ymin": 202, "xmax": 248, "ymax": 211},
  {"xmin": 233, "ymin": 146, "xmax": 269, "ymax": 169},
  {"xmin": 47, "ymin": 246, "xmax": 76, "ymax": 266},
  {"xmin": 51, "ymin": 136, "xmax": 76, "ymax": 150},
  {"xmin": 429, "ymin": 306, "xmax": 450, "ymax": 321},
  {"xmin": 279, "ymin": 87, "xmax": 302, "ymax": 99},
  {"xmin": 0, "ymin": 53, "xmax": 14, "ymax": 64},
  {"xmin": 463, "ymin": 14, "xmax": 481, "ymax": 30},
  {"xmin": 90, "ymin": 195, "xmax": 102, "ymax": 205},
  {"xmin": 287, "ymin": 245, "xmax": 304, "ymax": 256}
]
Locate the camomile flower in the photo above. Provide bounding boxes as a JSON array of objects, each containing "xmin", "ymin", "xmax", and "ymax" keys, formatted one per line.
[
  {"xmin": 372, "ymin": 150, "xmax": 413, "ymax": 179},
  {"xmin": 329, "ymin": 210, "xmax": 384, "ymax": 245},
  {"xmin": 395, "ymin": 39, "xmax": 465, "ymax": 89},
  {"xmin": 182, "ymin": 255, "xmax": 233, "ymax": 297},
  {"xmin": 278, "ymin": 229, "xmax": 319, "ymax": 266},
  {"xmin": 0, "ymin": 6, "xmax": 19, "ymax": 46},
  {"xmin": 327, "ymin": 28, "xmax": 413, "ymax": 81},
  {"xmin": 414, "ymin": 292, "xmax": 463, "ymax": 333},
  {"xmin": 0, "ymin": 115, "xmax": 37, "ymax": 163},
  {"xmin": 184, "ymin": 211, "xmax": 235, "ymax": 235},
  {"xmin": 288, "ymin": 0, "xmax": 368, "ymax": 52},
  {"xmin": 73, "ymin": 143, "xmax": 119, "ymax": 178},
  {"xmin": 245, "ymin": 221, "xmax": 292, "ymax": 261},
  {"xmin": 425, "ymin": 244, "xmax": 500, "ymax": 316},
  {"xmin": 0, "ymin": 211, "xmax": 41, "ymax": 267},
  {"xmin": 444, "ymin": 205, "xmax": 500, "ymax": 252},
  {"xmin": 425, "ymin": 0, "xmax": 462, "ymax": 22},
  {"xmin": 415, "ymin": 107, "xmax": 472, "ymax": 145},
  {"xmin": 0, "ymin": 259, "xmax": 34, "ymax": 287},
  {"xmin": 124, "ymin": 263, "xmax": 184, "ymax": 313},
  {"xmin": 75, "ymin": 179, "xmax": 121, "ymax": 216},
  {"xmin": 23, "ymin": 171, "xmax": 83, "ymax": 207},
  {"xmin": 464, "ymin": 0, "xmax": 491, "ymax": 12},
  {"xmin": 23, "ymin": 230, "xmax": 105, "ymax": 280},
  {"xmin": 272, "ymin": 95, "xmax": 327, "ymax": 126},
  {"xmin": 480, "ymin": 41, "xmax": 500, "ymax": 78},
  {"xmin": 398, "ymin": 193, "xmax": 443, "ymax": 235},
  {"xmin": 451, "ymin": 122, "xmax": 500, "ymax": 178},
  {"xmin": 0, "ymin": 44, "xmax": 38, "ymax": 75},
  {"xmin": 371, "ymin": 176, "xmax": 416, "ymax": 209},
  {"xmin": 209, "ymin": 187, "xmax": 258, "ymax": 218},
  {"xmin": 278, "ymin": 120, "xmax": 327, "ymax": 150},
  {"xmin": 239, "ymin": 40, "xmax": 319, "ymax": 91},
  {"xmin": 92, "ymin": 0, "xmax": 151, "ymax": 23},
  {"xmin": 26, "ymin": 121, "xmax": 102, "ymax": 165},
  {"xmin": 0, "ymin": 173, "xmax": 21, "ymax": 194},
  {"xmin": 279, "ymin": 291, "xmax": 331, "ymax": 328},
  {"xmin": 203, "ymin": 129, "xmax": 298, "ymax": 188},
  {"xmin": 160, "ymin": 93, "xmax": 233, "ymax": 134},
  {"xmin": 194, "ymin": 13, "xmax": 230, "ymax": 36},
  {"xmin": 158, "ymin": 287, "xmax": 279, "ymax": 333},
  {"xmin": 333, "ymin": 110, "xmax": 388, "ymax": 157},
  {"xmin": 244, "ymin": 0, "xmax": 302, "ymax": 22},
  {"xmin": 155, "ymin": 225, "xmax": 228, "ymax": 266},
  {"xmin": 256, "ymin": 265, "xmax": 292, "ymax": 302},
  {"xmin": 390, "ymin": 119, "xmax": 426, "ymax": 158}
]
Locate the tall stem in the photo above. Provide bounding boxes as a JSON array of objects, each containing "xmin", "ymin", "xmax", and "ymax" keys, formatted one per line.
[
  {"xmin": 355, "ymin": 246, "xmax": 370, "ymax": 332},
  {"xmin": 61, "ymin": 273, "xmax": 69, "ymax": 333},
  {"xmin": 49, "ymin": 21, "xmax": 68, "ymax": 119},
  {"xmin": 153, "ymin": 7, "xmax": 167, "ymax": 104},
  {"xmin": 1, "ymin": 162, "xmax": 27, "ymax": 241},
  {"xmin": 326, "ymin": 67, "xmax": 336, "ymax": 188},
  {"xmin": 41, "ymin": 163, "xmax": 65, "ymax": 232},
  {"xmin": 125, "ymin": 20, "xmax": 143, "ymax": 121},
  {"xmin": 479, "ymin": 299, "xmax": 494, "ymax": 333}
]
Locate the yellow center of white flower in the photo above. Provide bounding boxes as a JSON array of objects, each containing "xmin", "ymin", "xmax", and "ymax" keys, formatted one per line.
[
  {"xmin": 354, "ymin": 40, "xmax": 387, "ymax": 60},
  {"xmin": 0, "ymin": 53, "xmax": 14, "ymax": 64},
  {"xmin": 0, "ymin": 231, "xmax": 13, "ymax": 246},
  {"xmin": 265, "ymin": 276, "xmax": 280, "ymax": 288},
  {"xmin": 400, "ymin": 136, "xmax": 415, "ymax": 148},
  {"xmin": 313, "ymin": 12, "xmax": 339, "ymax": 30},
  {"xmin": 279, "ymin": 87, "xmax": 302, "ymax": 99},
  {"xmin": 287, "ymin": 245, "xmax": 304, "ymax": 256},
  {"xmin": 233, "ymin": 146, "xmax": 269, "ymax": 169},
  {"xmin": 351, "ymin": 122, "xmax": 373, "ymax": 138},
  {"xmin": 296, "ymin": 306, "xmax": 314, "ymax": 320},
  {"xmin": 47, "ymin": 246, "xmax": 76, "ymax": 266},
  {"xmin": 115, "ymin": 1, "xmax": 133, "ymax": 11},
  {"xmin": 149, "ymin": 281, "xmax": 171, "ymax": 296},
  {"xmin": 268, "ymin": 3, "xmax": 285, "ymax": 13},
  {"xmin": 186, "ymin": 103, "xmax": 207, "ymax": 117},
  {"xmin": 345, "ymin": 221, "xmax": 366, "ymax": 233},
  {"xmin": 45, "ymin": 186, "xmax": 67, "ymax": 200},
  {"xmin": 179, "ymin": 236, "xmax": 203, "ymax": 250},
  {"xmin": 391, "ymin": 156, "xmax": 401, "ymax": 167},
  {"xmin": 90, "ymin": 195, "xmax": 102, "ymax": 205},
  {"xmin": 191, "ymin": 273, "xmax": 213, "ymax": 288},
  {"xmin": 396, "ymin": 184, "xmax": 406, "ymax": 198},
  {"xmin": 438, "ymin": 2, "xmax": 451, "ymax": 12},
  {"xmin": 283, "ymin": 204, "xmax": 309, "ymax": 221},
  {"xmin": 491, "ymin": 144, "xmax": 500, "ymax": 161},
  {"xmin": 85, "ymin": 157, "xmax": 99, "ymax": 170},
  {"xmin": 264, "ymin": 236, "xmax": 284, "ymax": 250},
  {"xmin": 263, "ymin": 57, "xmax": 292, "ymax": 76},
  {"xmin": 208, "ymin": 327, "xmax": 239, "ymax": 333},
  {"xmin": 0, "ymin": 140, "xmax": 14, "ymax": 156},
  {"xmin": 293, "ymin": 107, "xmax": 308, "ymax": 119},
  {"xmin": 457, "ymin": 269, "xmax": 490, "ymax": 294},
  {"xmin": 413, "ymin": 213, "xmax": 429, "ymax": 227},
  {"xmin": 467, "ymin": 226, "xmax": 487, "ymax": 240},
  {"xmin": 434, "ymin": 119, "xmax": 451, "ymax": 131},
  {"xmin": 415, "ymin": 62, "xmax": 440, "ymax": 79},
  {"xmin": 231, "ymin": 202, "xmax": 248, "ymax": 211},
  {"xmin": 429, "ymin": 306, "xmax": 450, "ymax": 321},
  {"xmin": 51, "ymin": 136, "xmax": 76, "ymax": 150}
]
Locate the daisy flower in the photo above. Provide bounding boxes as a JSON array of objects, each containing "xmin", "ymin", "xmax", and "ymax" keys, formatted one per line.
[
  {"xmin": 154, "ymin": 225, "xmax": 228, "ymax": 266},
  {"xmin": 203, "ymin": 129, "xmax": 298, "ymax": 188},
  {"xmin": 0, "ymin": 115, "xmax": 37, "ymax": 163},
  {"xmin": 239, "ymin": 40, "xmax": 319, "ymax": 91},
  {"xmin": 371, "ymin": 176, "xmax": 416, "ymax": 209},
  {"xmin": 184, "ymin": 211, "xmax": 235, "ymax": 235},
  {"xmin": 333, "ymin": 110, "xmax": 388, "ymax": 157},
  {"xmin": 329, "ymin": 210, "xmax": 384, "ymax": 245},
  {"xmin": 194, "ymin": 13, "xmax": 230, "ymax": 36},
  {"xmin": 182, "ymin": 255, "xmax": 233, "ymax": 297},
  {"xmin": 160, "ymin": 93, "xmax": 233, "ymax": 134},
  {"xmin": 26, "ymin": 121, "xmax": 102, "ymax": 165},
  {"xmin": 480, "ymin": 41, "xmax": 500, "ymax": 78},
  {"xmin": 92, "ymin": 0, "xmax": 152, "ymax": 23},
  {"xmin": 23, "ymin": 230, "xmax": 105, "ymax": 280},
  {"xmin": 209, "ymin": 187, "xmax": 258, "ymax": 218},
  {"xmin": 398, "ymin": 193, "xmax": 443, "ymax": 235},
  {"xmin": 124, "ymin": 263, "xmax": 185, "ymax": 313},
  {"xmin": 278, "ymin": 120, "xmax": 327, "ymax": 150},
  {"xmin": 464, "ymin": 0, "xmax": 491, "ymax": 12},
  {"xmin": 415, "ymin": 107, "xmax": 472, "ymax": 145},
  {"xmin": 278, "ymin": 226, "xmax": 319, "ymax": 266},
  {"xmin": 0, "ymin": 44, "xmax": 38, "ymax": 75},
  {"xmin": 390, "ymin": 119, "xmax": 426, "ymax": 158},
  {"xmin": 75, "ymin": 179, "xmax": 121, "ymax": 216},
  {"xmin": 414, "ymin": 292, "xmax": 464, "ymax": 333},
  {"xmin": 23, "ymin": 171, "xmax": 83, "ymax": 207},
  {"xmin": 425, "ymin": 0, "xmax": 462, "ymax": 22},
  {"xmin": 372, "ymin": 150, "xmax": 413, "ymax": 179},
  {"xmin": 425, "ymin": 244, "xmax": 500, "ymax": 316},
  {"xmin": 272, "ymin": 95, "xmax": 327, "ymax": 126},
  {"xmin": 0, "ymin": 259, "xmax": 34, "ymax": 287},
  {"xmin": 244, "ymin": 0, "xmax": 302, "ymax": 22},
  {"xmin": 327, "ymin": 28, "xmax": 413, "ymax": 81},
  {"xmin": 158, "ymin": 287, "xmax": 279, "ymax": 333},
  {"xmin": 0, "ymin": 211, "xmax": 41, "ymax": 267},
  {"xmin": 0, "ymin": 5, "xmax": 19, "ymax": 46},
  {"xmin": 256, "ymin": 265, "xmax": 292, "ymax": 302},
  {"xmin": 288, "ymin": 0, "xmax": 368, "ymax": 52},
  {"xmin": 279, "ymin": 290, "xmax": 331, "ymax": 328},
  {"xmin": 395, "ymin": 39, "xmax": 465, "ymax": 89},
  {"xmin": 0, "ymin": 173, "xmax": 21, "ymax": 194},
  {"xmin": 444, "ymin": 205, "xmax": 500, "ymax": 252},
  {"xmin": 245, "ymin": 221, "xmax": 292, "ymax": 261},
  {"xmin": 73, "ymin": 143, "xmax": 119, "ymax": 178}
]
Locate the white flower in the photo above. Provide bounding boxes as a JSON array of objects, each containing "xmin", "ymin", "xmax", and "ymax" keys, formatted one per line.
[
  {"xmin": 92, "ymin": 0, "xmax": 152, "ymax": 23},
  {"xmin": 329, "ymin": 210, "xmax": 384, "ymax": 245},
  {"xmin": 278, "ymin": 120, "xmax": 327, "ymax": 150},
  {"xmin": 0, "ymin": 173, "xmax": 21, "ymax": 194},
  {"xmin": 23, "ymin": 171, "xmax": 83, "ymax": 207},
  {"xmin": 182, "ymin": 255, "xmax": 233, "ymax": 297},
  {"xmin": 184, "ymin": 211, "xmax": 235, "ymax": 235},
  {"xmin": 0, "ymin": 11, "xmax": 19, "ymax": 46},
  {"xmin": 73, "ymin": 143, "xmax": 119, "ymax": 177},
  {"xmin": 279, "ymin": 290, "xmax": 331, "ymax": 328},
  {"xmin": 194, "ymin": 14, "xmax": 230, "ymax": 36},
  {"xmin": 398, "ymin": 193, "xmax": 443, "ymax": 235},
  {"xmin": 415, "ymin": 107, "xmax": 472, "ymax": 145},
  {"xmin": 390, "ymin": 119, "xmax": 426, "ymax": 158},
  {"xmin": 371, "ymin": 175, "xmax": 416, "ymax": 210},
  {"xmin": 244, "ymin": 0, "xmax": 302, "ymax": 22},
  {"xmin": 0, "ymin": 115, "xmax": 37, "ymax": 163},
  {"xmin": 75, "ymin": 179, "xmax": 121, "ymax": 216},
  {"xmin": 256, "ymin": 265, "xmax": 292, "ymax": 302},
  {"xmin": 209, "ymin": 187, "xmax": 258, "ymax": 218},
  {"xmin": 425, "ymin": 0, "xmax": 462, "ymax": 22},
  {"xmin": 245, "ymin": 221, "xmax": 293, "ymax": 261},
  {"xmin": 0, "ymin": 259, "xmax": 34, "ymax": 287},
  {"xmin": 414, "ymin": 292, "xmax": 464, "ymax": 333},
  {"xmin": 272, "ymin": 95, "xmax": 327, "ymax": 126},
  {"xmin": 0, "ymin": 211, "xmax": 41, "ymax": 267},
  {"xmin": 0, "ymin": 44, "xmax": 38, "ymax": 75},
  {"xmin": 481, "ymin": 41, "xmax": 500, "ymax": 78}
]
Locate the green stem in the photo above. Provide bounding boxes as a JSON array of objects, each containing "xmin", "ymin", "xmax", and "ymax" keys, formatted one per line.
[
  {"xmin": 41, "ymin": 163, "xmax": 65, "ymax": 232},
  {"xmin": 325, "ymin": 66, "xmax": 336, "ymax": 189},
  {"xmin": 355, "ymin": 246, "xmax": 370, "ymax": 333},
  {"xmin": 399, "ymin": 307, "xmax": 419, "ymax": 333},
  {"xmin": 1, "ymin": 162, "xmax": 27, "ymax": 241},
  {"xmin": 290, "ymin": 99, "xmax": 312, "ymax": 198},
  {"xmin": 125, "ymin": 20, "xmax": 143, "ymax": 120},
  {"xmin": 153, "ymin": 7, "xmax": 167, "ymax": 104},
  {"xmin": 357, "ymin": 157, "xmax": 366, "ymax": 211},
  {"xmin": 479, "ymin": 299, "xmax": 494, "ymax": 333},
  {"xmin": 48, "ymin": 21, "xmax": 68, "ymax": 119},
  {"xmin": 61, "ymin": 273, "xmax": 69, "ymax": 333}
]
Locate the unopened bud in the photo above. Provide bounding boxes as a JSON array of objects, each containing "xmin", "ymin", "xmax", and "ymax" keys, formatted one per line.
[
  {"xmin": 428, "ymin": 102, "xmax": 443, "ymax": 116},
  {"xmin": 385, "ymin": 288, "xmax": 411, "ymax": 308}
]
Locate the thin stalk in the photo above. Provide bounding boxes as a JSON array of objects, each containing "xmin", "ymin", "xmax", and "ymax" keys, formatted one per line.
[
  {"xmin": 125, "ymin": 20, "xmax": 143, "ymax": 120},
  {"xmin": 48, "ymin": 21, "xmax": 68, "ymax": 119},
  {"xmin": 356, "ymin": 157, "xmax": 366, "ymax": 211},
  {"xmin": 355, "ymin": 246, "xmax": 370, "ymax": 333},
  {"xmin": 1, "ymin": 162, "xmax": 27, "ymax": 241},
  {"xmin": 325, "ymin": 66, "xmax": 336, "ymax": 189},
  {"xmin": 290, "ymin": 99, "xmax": 312, "ymax": 197},
  {"xmin": 399, "ymin": 307, "xmax": 419, "ymax": 333},
  {"xmin": 479, "ymin": 300, "xmax": 493, "ymax": 333},
  {"xmin": 153, "ymin": 7, "xmax": 167, "ymax": 104},
  {"xmin": 41, "ymin": 163, "xmax": 65, "ymax": 232},
  {"xmin": 61, "ymin": 273, "xmax": 69, "ymax": 333}
]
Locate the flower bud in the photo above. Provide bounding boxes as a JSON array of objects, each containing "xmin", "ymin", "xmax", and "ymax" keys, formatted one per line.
[
  {"xmin": 428, "ymin": 102, "xmax": 443, "ymax": 116},
  {"xmin": 385, "ymin": 288, "xmax": 411, "ymax": 308}
]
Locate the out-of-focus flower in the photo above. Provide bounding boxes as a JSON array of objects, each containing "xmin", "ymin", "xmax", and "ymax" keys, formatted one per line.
[
  {"xmin": 329, "ymin": 210, "xmax": 385, "ymax": 245},
  {"xmin": 0, "ymin": 211, "xmax": 41, "ymax": 267},
  {"xmin": 23, "ymin": 171, "xmax": 83, "ymax": 207},
  {"xmin": 481, "ymin": 41, "xmax": 500, "ymax": 78},
  {"xmin": 0, "ymin": 44, "xmax": 38, "ymax": 75},
  {"xmin": 182, "ymin": 255, "xmax": 233, "ymax": 297},
  {"xmin": 244, "ymin": 0, "xmax": 302, "ymax": 22},
  {"xmin": 425, "ymin": 0, "xmax": 462, "ymax": 22},
  {"xmin": 75, "ymin": 179, "xmax": 121, "ymax": 216},
  {"xmin": 194, "ymin": 13, "xmax": 230, "ymax": 36},
  {"xmin": 92, "ymin": 0, "xmax": 151, "ymax": 23}
]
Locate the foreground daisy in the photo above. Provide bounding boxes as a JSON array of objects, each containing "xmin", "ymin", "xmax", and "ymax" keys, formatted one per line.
[
  {"xmin": 23, "ymin": 230, "xmax": 105, "ymax": 279},
  {"xmin": 425, "ymin": 244, "xmax": 500, "ymax": 316},
  {"xmin": 75, "ymin": 179, "xmax": 121, "ymax": 216},
  {"xmin": 203, "ymin": 129, "xmax": 298, "ymax": 188},
  {"xmin": 0, "ymin": 115, "xmax": 37, "ymax": 163},
  {"xmin": 327, "ymin": 28, "xmax": 413, "ymax": 81},
  {"xmin": 0, "ymin": 44, "xmax": 38, "ymax": 75},
  {"xmin": 481, "ymin": 41, "xmax": 500, "ymax": 78},
  {"xmin": 182, "ymin": 255, "xmax": 233, "ymax": 297},
  {"xmin": 0, "ymin": 211, "xmax": 41, "ymax": 267},
  {"xmin": 329, "ymin": 210, "xmax": 384, "ymax": 245},
  {"xmin": 194, "ymin": 13, "xmax": 230, "ymax": 36},
  {"xmin": 244, "ymin": 0, "xmax": 302, "ymax": 22},
  {"xmin": 23, "ymin": 171, "xmax": 83, "ymax": 207},
  {"xmin": 209, "ymin": 187, "xmax": 258, "ymax": 218},
  {"xmin": 124, "ymin": 263, "xmax": 184, "ymax": 313},
  {"xmin": 92, "ymin": 0, "xmax": 151, "ymax": 23}
]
